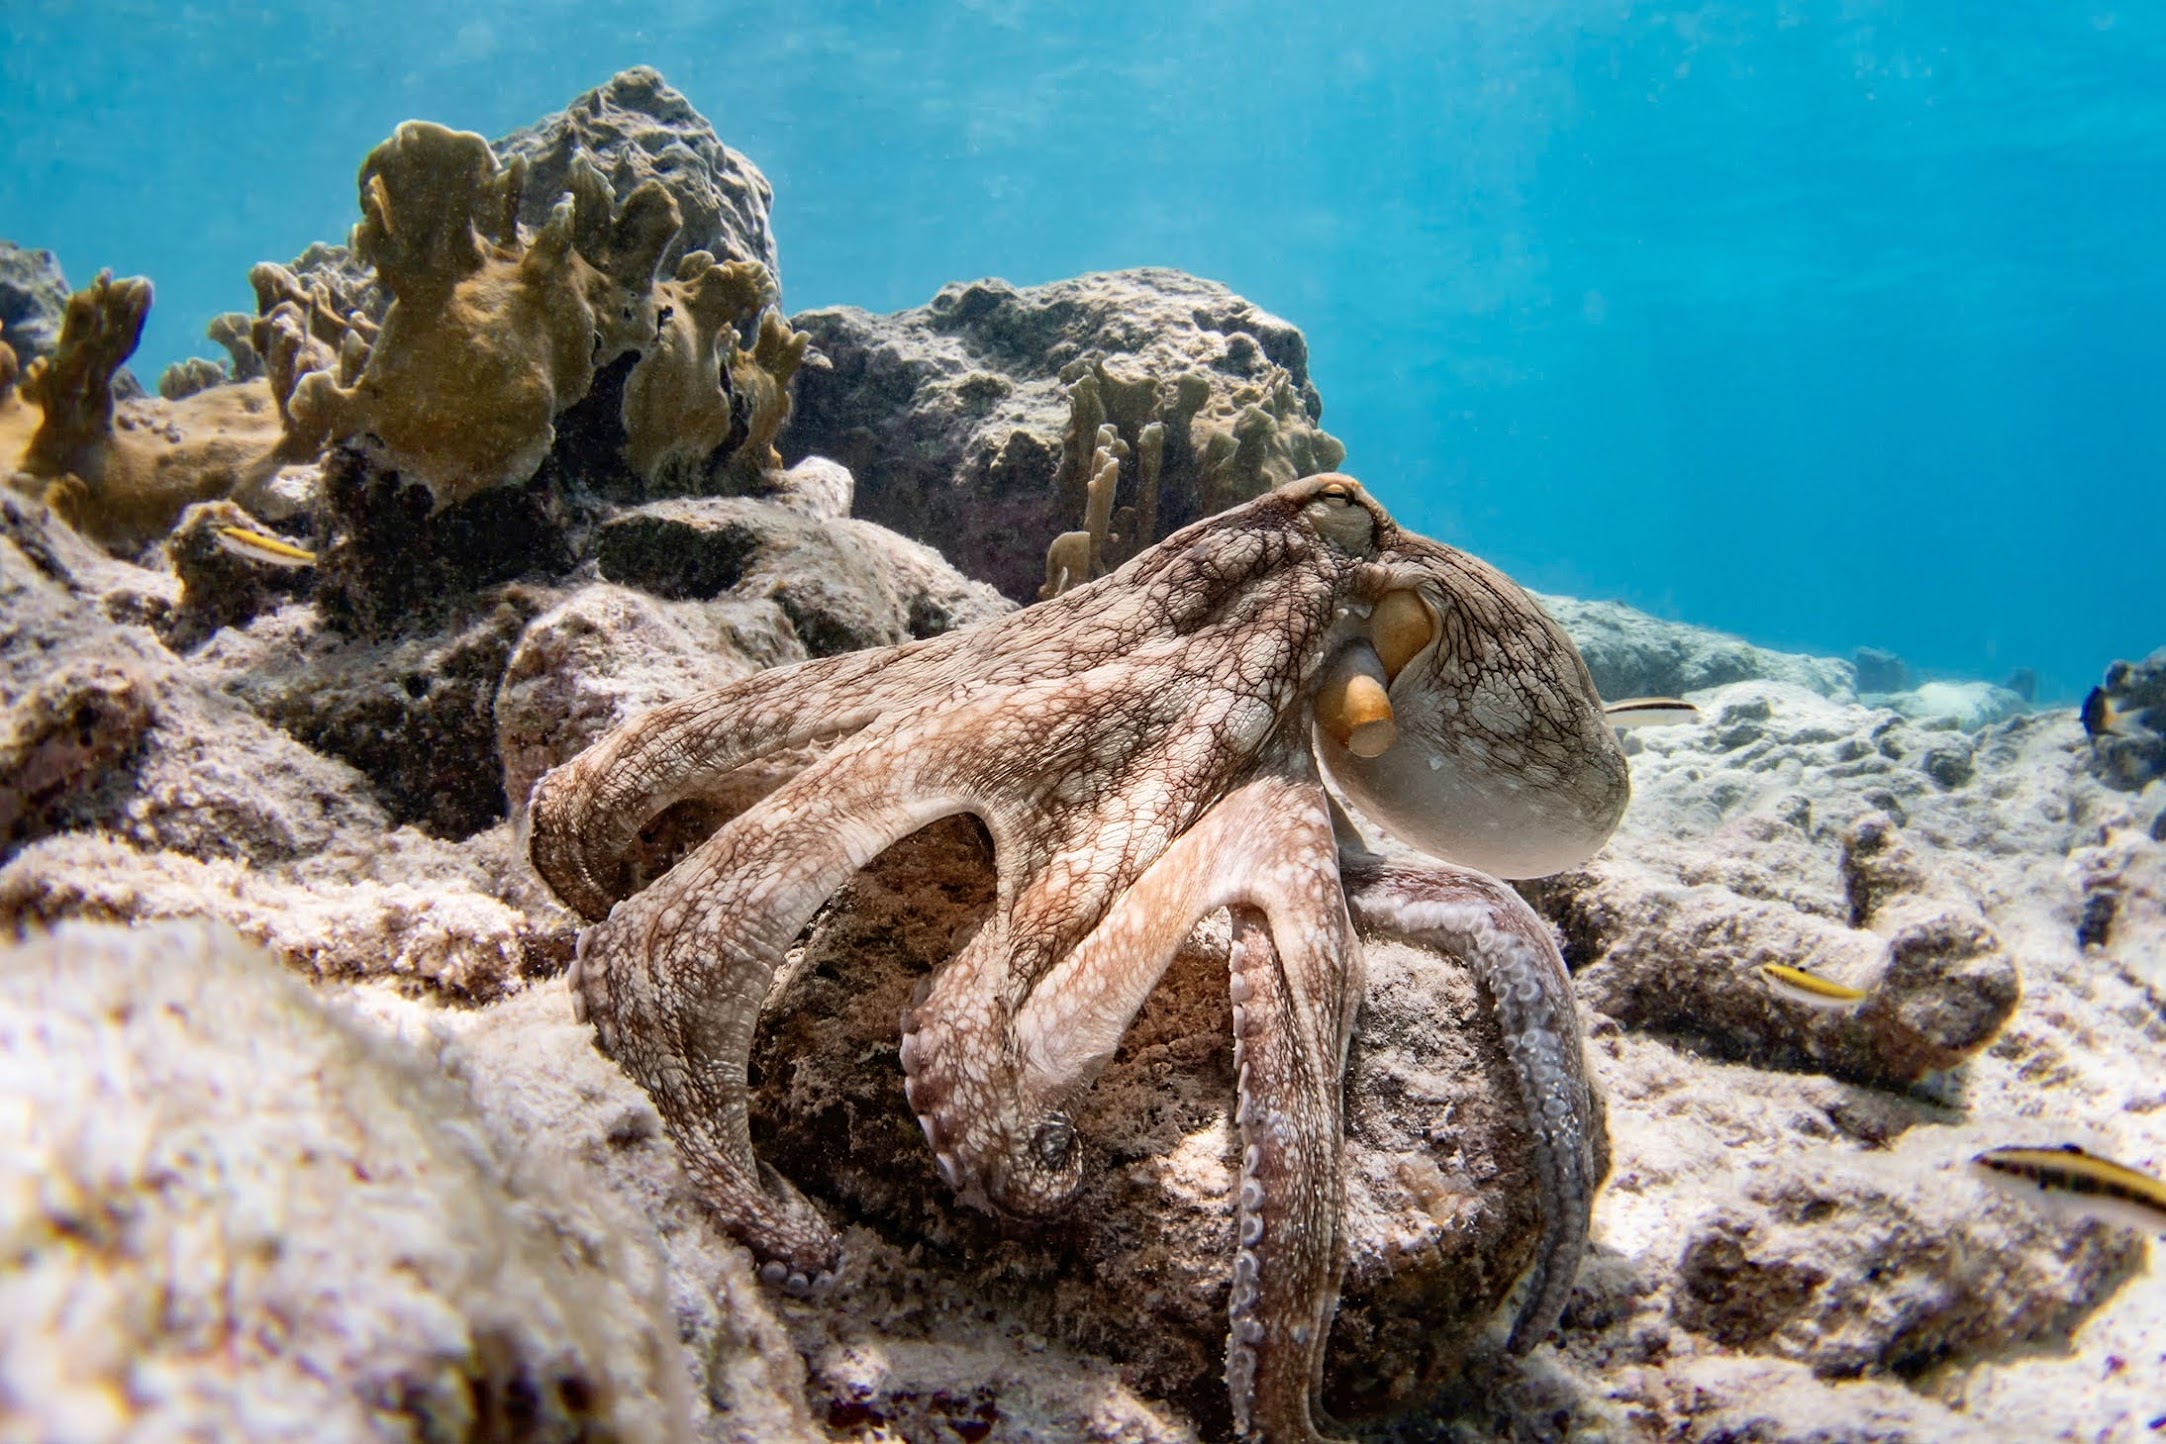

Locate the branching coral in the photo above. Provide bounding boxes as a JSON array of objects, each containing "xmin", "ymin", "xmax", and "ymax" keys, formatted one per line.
[{"xmin": 1039, "ymin": 357, "xmax": 1346, "ymax": 597}]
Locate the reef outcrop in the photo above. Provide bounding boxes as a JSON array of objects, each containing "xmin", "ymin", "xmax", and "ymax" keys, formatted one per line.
[
  {"xmin": 496, "ymin": 65, "xmax": 780, "ymax": 286},
  {"xmin": 783, "ymin": 267, "xmax": 1347, "ymax": 602},
  {"xmin": 0, "ymin": 240, "xmax": 77, "ymax": 372}
]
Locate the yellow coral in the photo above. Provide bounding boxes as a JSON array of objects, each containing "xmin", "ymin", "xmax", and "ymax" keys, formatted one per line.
[
  {"xmin": 291, "ymin": 123, "xmax": 681, "ymax": 509},
  {"xmin": 8, "ymin": 272, "xmax": 282, "ymax": 553}
]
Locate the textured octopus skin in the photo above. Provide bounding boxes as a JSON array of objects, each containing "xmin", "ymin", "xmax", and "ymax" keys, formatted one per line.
[{"xmin": 527, "ymin": 474, "xmax": 1630, "ymax": 1443}]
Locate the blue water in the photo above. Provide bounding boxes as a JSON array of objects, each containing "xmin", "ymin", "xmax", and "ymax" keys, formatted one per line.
[{"xmin": 6, "ymin": 2, "xmax": 2162, "ymax": 700}]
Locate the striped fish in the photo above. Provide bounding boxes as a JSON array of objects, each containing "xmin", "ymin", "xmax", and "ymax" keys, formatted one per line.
[
  {"xmin": 1603, "ymin": 697, "xmax": 1700, "ymax": 729},
  {"xmin": 215, "ymin": 525, "xmax": 317, "ymax": 568},
  {"xmin": 1972, "ymin": 1143, "xmax": 2166, "ymax": 1236},
  {"xmin": 1757, "ymin": 962, "xmax": 1868, "ymax": 1009}
]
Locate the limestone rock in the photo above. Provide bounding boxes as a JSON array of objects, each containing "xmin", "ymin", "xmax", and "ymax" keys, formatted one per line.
[
  {"xmin": 1877, "ymin": 678, "xmax": 2030, "ymax": 733},
  {"xmin": 1495, "ymin": 677, "xmax": 2166, "ymax": 1440},
  {"xmin": 1852, "ymin": 645, "xmax": 1910, "ymax": 693},
  {"xmin": 1536, "ymin": 594, "xmax": 1858, "ymax": 702},
  {"xmin": 0, "ymin": 920, "xmax": 693, "ymax": 1442},
  {"xmin": 496, "ymin": 583, "xmax": 792, "ymax": 816},
  {"xmin": 0, "ymin": 493, "xmax": 377, "ymax": 865},
  {"xmin": 213, "ymin": 590, "xmax": 548, "ymax": 839},
  {"xmin": 784, "ymin": 268, "xmax": 1344, "ymax": 601},
  {"xmin": 0, "ymin": 495, "xmax": 558, "ymax": 1000}
]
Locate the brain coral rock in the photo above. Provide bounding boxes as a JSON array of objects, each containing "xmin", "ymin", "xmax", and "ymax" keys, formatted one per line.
[
  {"xmin": 0, "ymin": 919, "xmax": 690, "ymax": 1442},
  {"xmin": 495, "ymin": 65, "xmax": 781, "ymax": 288},
  {"xmin": 783, "ymin": 267, "xmax": 1346, "ymax": 601}
]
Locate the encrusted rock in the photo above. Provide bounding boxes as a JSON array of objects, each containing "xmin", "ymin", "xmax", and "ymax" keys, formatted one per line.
[
  {"xmin": 594, "ymin": 495, "xmax": 1011, "ymax": 655},
  {"xmin": 0, "ymin": 492, "xmax": 375, "ymax": 865},
  {"xmin": 0, "ymin": 239, "xmax": 74, "ymax": 370},
  {"xmin": 1852, "ymin": 645, "xmax": 1911, "ymax": 694},
  {"xmin": 1536, "ymin": 594, "xmax": 1858, "ymax": 702},
  {"xmin": 161, "ymin": 498, "xmax": 314, "ymax": 650},
  {"xmin": 2083, "ymin": 645, "xmax": 2166, "ymax": 792},
  {"xmin": 495, "ymin": 583, "xmax": 790, "ymax": 815},
  {"xmin": 495, "ymin": 65, "xmax": 781, "ymax": 289},
  {"xmin": 0, "ymin": 920, "xmax": 692, "ymax": 1441},
  {"xmin": 219, "ymin": 590, "xmax": 548, "ymax": 839},
  {"xmin": 0, "ymin": 657, "xmax": 154, "ymax": 853},
  {"xmin": 784, "ymin": 268, "xmax": 1345, "ymax": 601}
]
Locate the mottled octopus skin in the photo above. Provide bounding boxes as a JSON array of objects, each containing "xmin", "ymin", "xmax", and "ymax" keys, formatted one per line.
[{"xmin": 528, "ymin": 475, "xmax": 1629, "ymax": 1443}]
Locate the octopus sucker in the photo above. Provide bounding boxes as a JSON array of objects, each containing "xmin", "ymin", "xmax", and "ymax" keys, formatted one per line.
[{"xmin": 528, "ymin": 474, "xmax": 1632, "ymax": 1440}]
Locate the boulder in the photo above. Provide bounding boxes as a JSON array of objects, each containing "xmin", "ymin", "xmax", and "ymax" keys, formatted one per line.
[
  {"xmin": 0, "ymin": 920, "xmax": 696, "ymax": 1442},
  {"xmin": 784, "ymin": 268, "xmax": 1345, "ymax": 602}
]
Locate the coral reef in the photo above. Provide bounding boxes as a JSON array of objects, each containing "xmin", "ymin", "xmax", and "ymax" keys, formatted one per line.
[
  {"xmin": 3, "ymin": 62, "xmax": 2162, "ymax": 1444},
  {"xmin": 784, "ymin": 267, "xmax": 1346, "ymax": 601}
]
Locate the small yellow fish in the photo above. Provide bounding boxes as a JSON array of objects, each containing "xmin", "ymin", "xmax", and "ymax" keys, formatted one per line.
[
  {"xmin": 1972, "ymin": 1143, "xmax": 2166, "ymax": 1236},
  {"xmin": 1603, "ymin": 697, "xmax": 1700, "ymax": 729},
  {"xmin": 215, "ymin": 525, "xmax": 316, "ymax": 568},
  {"xmin": 1756, "ymin": 962, "xmax": 1868, "ymax": 1009}
]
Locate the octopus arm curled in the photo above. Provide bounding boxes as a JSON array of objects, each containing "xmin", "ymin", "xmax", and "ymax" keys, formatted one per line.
[{"xmin": 1339, "ymin": 852, "xmax": 1602, "ymax": 1351}]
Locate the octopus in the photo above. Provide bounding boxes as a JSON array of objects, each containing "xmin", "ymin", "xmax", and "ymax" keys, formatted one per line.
[{"xmin": 528, "ymin": 474, "xmax": 1631, "ymax": 1442}]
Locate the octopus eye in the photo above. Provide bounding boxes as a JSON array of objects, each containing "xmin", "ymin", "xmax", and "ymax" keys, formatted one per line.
[
  {"xmin": 1032, "ymin": 1116, "xmax": 1077, "ymax": 1169},
  {"xmin": 1301, "ymin": 474, "xmax": 1376, "ymax": 552}
]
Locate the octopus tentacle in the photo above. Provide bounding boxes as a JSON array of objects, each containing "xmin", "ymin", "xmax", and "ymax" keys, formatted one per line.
[
  {"xmin": 1006, "ymin": 771, "xmax": 1360, "ymax": 1443},
  {"xmin": 531, "ymin": 481, "xmax": 1370, "ymax": 922},
  {"xmin": 529, "ymin": 645, "xmax": 920, "ymax": 920},
  {"xmin": 1225, "ymin": 906, "xmax": 1350, "ymax": 1444},
  {"xmin": 1338, "ymin": 852, "xmax": 1599, "ymax": 1351},
  {"xmin": 571, "ymin": 687, "xmax": 1060, "ymax": 1278}
]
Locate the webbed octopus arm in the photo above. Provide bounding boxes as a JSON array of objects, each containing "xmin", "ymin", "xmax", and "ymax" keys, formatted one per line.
[
  {"xmin": 1338, "ymin": 851, "xmax": 1600, "ymax": 1351},
  {"xmin": 529, "ymin": 488, "xmax": 1347, "ymax": 921},
  {"xmin": 529, "ymin": 643, "xmax": 933, "ymax": 920},
  {"xmin": 1007, "ymin": 770, "xmax": 1360, "ymax": 1444}
]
